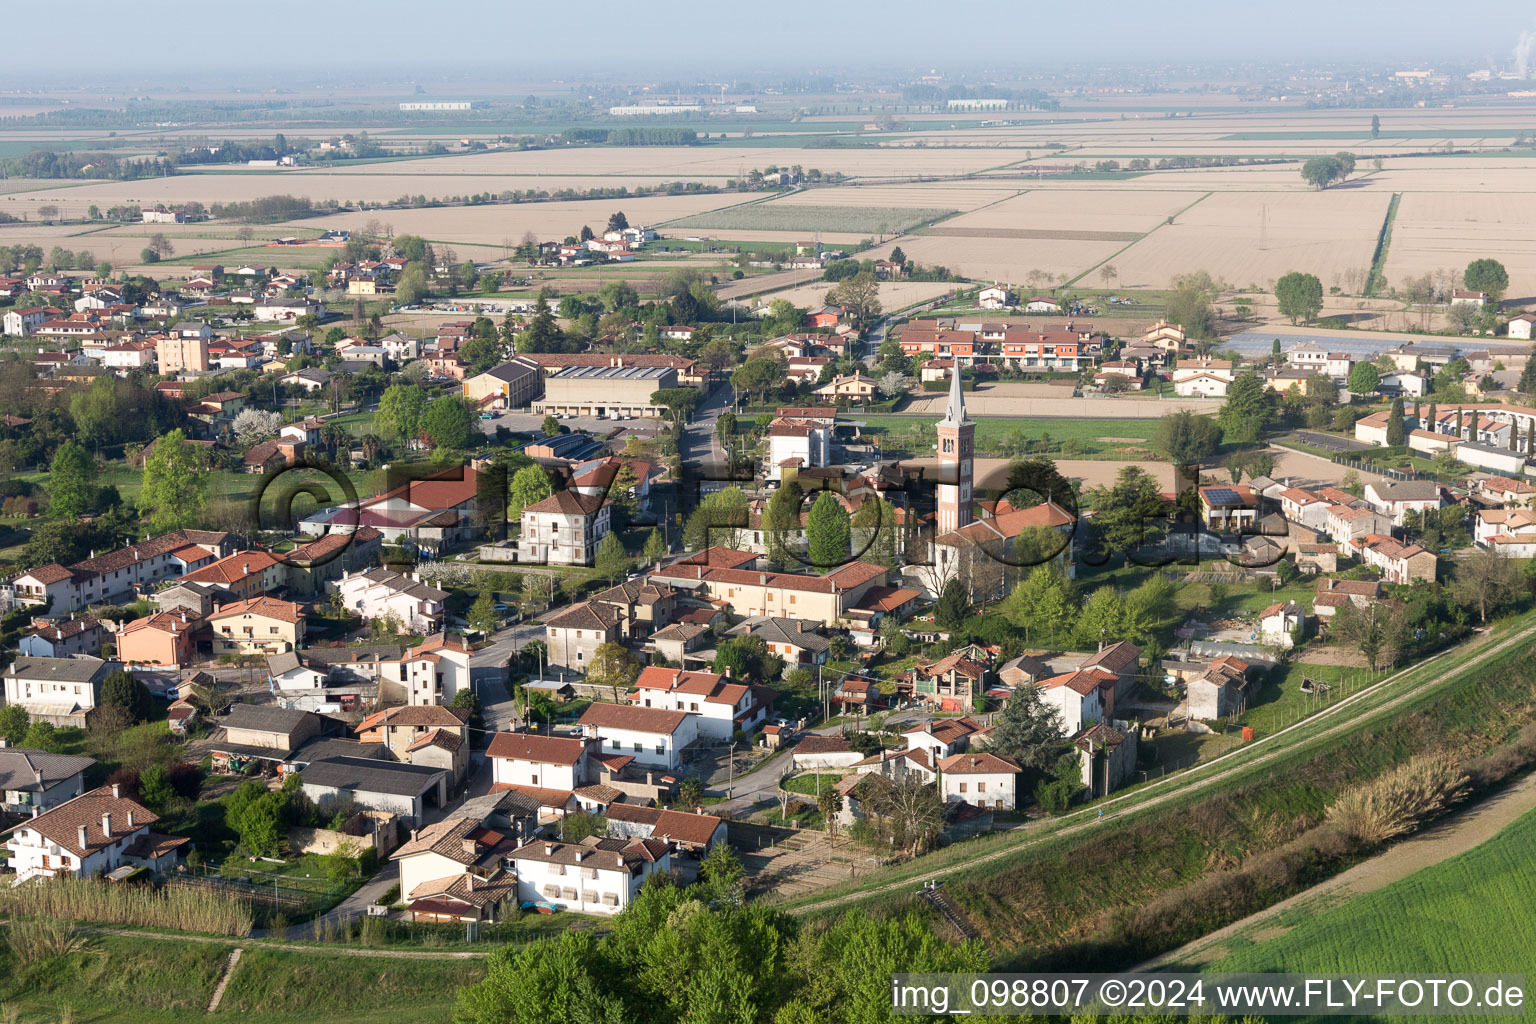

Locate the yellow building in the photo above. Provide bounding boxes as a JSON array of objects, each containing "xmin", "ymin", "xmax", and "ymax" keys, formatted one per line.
[{"xmin": 208, "ymin": 596, "xmax": 306, "ymax": 655}]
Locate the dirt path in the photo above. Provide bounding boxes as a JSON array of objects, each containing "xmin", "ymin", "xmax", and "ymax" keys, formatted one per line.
[
  {"xmin": 1139, "ymin": 770, "xmax": 1536, "ymax": 970},
  {"xmin": 15, "ymin": 922, "xmax": 491, "ymax": 960},
  {"xmin": 789, "ymin": 616, "xmax": 1536, "ymax": 917}
]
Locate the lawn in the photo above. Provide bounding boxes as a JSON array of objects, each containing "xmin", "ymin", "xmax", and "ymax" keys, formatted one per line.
[
  {"xmin": 1236, "ymin": 661, "xmax": 1387, "ymax": 739},
  {"xmin": 1208, "ymin": 805, "xmax": 1536, "ymax": 978},
  {"xmin": 782, "ymin": 773, "xmax": 844, "ymax": 797}
]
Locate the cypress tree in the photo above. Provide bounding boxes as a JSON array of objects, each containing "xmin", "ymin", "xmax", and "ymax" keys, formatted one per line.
[{"xmin": 1386, "ymin": 397, "xmax": 1406, "ymax": 446}]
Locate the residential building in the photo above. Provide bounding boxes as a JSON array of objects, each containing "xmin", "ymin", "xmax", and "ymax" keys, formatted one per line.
[
  {"xmin": 1258, "ymin": 602, "xmax": 1306, "ymax": 647},
  {"xmin": 357, "ymin": 704, "xmax": 470, "ymax": 782},
  {"xmin": 977, "ymin": 285, "xmax": 1014, "ymax": 309},
  {"xmin": 1350, "ymin": 534, "xmax": 1438, "ymax": 584},
  {"xmin": 727, "ymin": 616, "xmax": 830, "ymax": 666},
  {"xmin": 333, "ymin": 568, "xmax": 448, "ymax": 634},
  {"xmin": 518, "ymin": 490, "xmax": 612, "ymax": 567},
  {"xmin": 0, "ymin": 749, "xmax": 94, "ymax": 814},
  {"xmin": 813, "ymin": 373, "xmax": 880, "ymax": 401},
  {"xmin": 1280, "ymin": 487, "xmax": 1333, "ymax": 531},
  {"xmin": 219, "ymin": 704, "xmax": 325, "ymax": 753},
  {"xmin": 1364, "ymin": 481, "xmax": 1446, "ymax": 526},
  {"xmin": 1185, "ymin": 656, "xmax": 1255, "ymax": 720},
  {"xmin": 1074, "ymin": 721, "xmax": 1139, "ymax": 799},
  {"xmin": 155, "ymin": 334, "xmax": 210, "ymax": 374},
  {"xmin": 116, "ymin": 611, "xmax": 197, "ymax": 667},
  {"xmin": 909, "ymin": 651, "xmax": 989, "ymax": 712},
  {"xmin": 1322, "ymin": 504, "xmax": 1394, "ymax": 547},
  {"xmin": 1171, "ymin": 360, "xmax": 1236, "ymax": 398},
  {"xmin": 1285, "ymin": 345, "xmax": 1354, "ymax": 378},
  {"xmin": 1199, "ymin": 485, "xmax": 1259, "ymax": 532},
  {"xmin": 1, "ymin": 529, "xmax": 236, "ymax": 615},
  {"xmin": 488, "ymin": 733, "xmax": 593, "ymax": 793},
  {"xmin": 590, "ymin": 578, "xmax": 679, "ymax": 638},
  {"xmin": 511, "ymin": 834, "xmax": 671, "ymax": 916},
  {"xmin": 391, "ymin": 816, "xmax": 520, "ymax": 923},
  {"xmin": 2, "ymin": 656, "xmax": 119, "ymax": 727},
  {"xmin": 628, "ymin": 666, "xmax": 775, "ymax": 741},
  {"xmin": 1079, "ymin": 641, "xmax": 1143, "ymax": 701},
  {"xmin": 766, "ymin": 408, "xmax": 835, "ymax": 482},
  {"xmin": 937, "ymin": 751, "xmax": 1021, "ymax": 811},
  {"xmin": 543, "ymin": 601, "xmax": 624, "ymax": 670},
  {"xmin": 17, "ymin": 617, "xmax": 105, "ymax": 659},
  {"xmin": 3, "ymin": 784, "xmax": 187, "ymax": 882},
  {"xmin": 1035, "ymin": 669, "xmax": 1115, "ymax": 733},
  {"xmin": 648, "ymin": 559, "xmax": 888, "ymax": 625},
  {"xmin": 299, "ymin": 757, "xmax": 448, "ymax": 823},
  {"xmin": 177, "ymin": 550, "xmax": 284, "ymax": 599},
  {"xmin": 578, "ymin": 703, "xmax": 698, "ymax": 770},
  {"xmin": 207, "ymin": 596, "xmax": 305, "ymax": 655}
]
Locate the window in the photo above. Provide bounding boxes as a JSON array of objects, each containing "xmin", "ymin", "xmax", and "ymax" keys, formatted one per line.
[
  {"xmin": 603, "ymin": 892, "xmax": 620, "ymax": 907},
  {"xmin": 562, "ymin": 887, "xmax": 577, "ymax": 901},
  {"xmin": 655, "ymin": 744, "xmax": 664, "ymax": 755},
  {"xmin": 582, "ymin": 890, "xmax": 598, "ymax": 903},
  {"xmin": 543, "ymin": 884, "xmax": 561, "ymax": 898},
  {"xmin": 958, "ymin": 782, "xmax": 967, "ymax": 793},
  {"xmin": 633, "ymin": 742, "xmax": 642, "ymax": 753},
  {"xmin": 977, "ymin": 781, "xmax": 987, "ymax": 793},
  {"xmin": 584, "ymin": 867, "xmax": 598, "ymax": 880}
]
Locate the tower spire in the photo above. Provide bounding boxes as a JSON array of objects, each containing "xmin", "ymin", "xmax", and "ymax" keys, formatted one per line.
[{"xmin": 941, "ymin": 362, "xmax": 970, "ymax": 427}]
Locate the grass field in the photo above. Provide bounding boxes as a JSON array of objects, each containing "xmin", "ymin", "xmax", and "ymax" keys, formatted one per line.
[
  {"xmin": 0, "ymin": 932, "xmax": 484, "ymax": 1024},
  {"xmin": 1209, "ymin": 806, "xmax": 1536, "ymax": 978},
  {"xmin": 665, "ymin": 203, "xmax": 956, "ymax": 235},
  {"xmin": 857, "ymin": 414, "xmax": 1159, "ymax": 457}
]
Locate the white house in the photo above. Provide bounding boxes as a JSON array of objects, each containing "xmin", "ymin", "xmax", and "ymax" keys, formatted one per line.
[
  {"xmin": 1364, "ymin": 481, "xmax": 1446, "ymax": 526},
  {"xmin": 936, "ymin": 751, "xmax": 1021, "ymax": 811},
  {"xmin": 517, "ymin": 490, "xmax": 612, "ymax": 567},
  {"xmin": 1035, "ymin": 669, "xmax": 1115, "ymax": 734},
  {"xmin": 627, "ymin": 666, "xmax": 774, "ymax": 741},
  {"xmin": 1258, "ymin": 601, "xmax": 1306, "ymax": 647},
  {"xmin": 487, "ymin": 733, "xmax": 593, "ymax": 793},
  {"xmin": 1508, "ymin": 313, "xmax": 1536, "ymax": 341},
  {"xmin": 4, "ymin": 784, "xmax": 186, "ymax": 882},
  {"xmin": 577, "ymin": 703, "xmax": 698, "ymax": 771},
  {"xmin": 332, "ymin": 568, "xmax": 448, "ymax": 634},
  {"xmin": 1171, "ymin": 360, "xmax": 1235, "ymax": 398},
  {"xmin": 2, "ymin": 656, "xmax": 120, "ymax": 726},
  {"xmin": 511, "ymin": 835, "xmax": 671, "ymax": 916},
  {"xmin": 790, "ymin": 736, "xmax": 864, "ymax": 771},
  {"xmin": 1279, "ymin": 487, "xmax": 1332, "ymax": 531},
  {"xmin": 766, "ymin": 410, "xmax": 834, "ymax": 482},
  {"xmin": 1023, "ymin": 297, "xmax": 1061, "ymax": 313},
  {"xmin": 390, "ymin": 816, "xmax": 520, "ymax": 923},
  {"xmin": 0, "ymin": 748, "xmax": 94, "ymax": 815},
  {"xmin": 977, "ymin": 285, "xmax": 1015, "ymax": 309},
  {"xmin": 1285, "ymin": 345, "xmax": 1353, "ymax": 378}
]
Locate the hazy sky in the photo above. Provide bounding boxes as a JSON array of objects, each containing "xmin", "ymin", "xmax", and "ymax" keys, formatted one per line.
[{"xmin": 6, "ymin": 1, "xmax": 1535, "ymax": 78}]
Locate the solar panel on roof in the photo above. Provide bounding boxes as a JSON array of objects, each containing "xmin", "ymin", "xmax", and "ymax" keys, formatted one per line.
[{"xmin": 1204, "ymin": 487, "xmax": 1241, "ymax": 505}]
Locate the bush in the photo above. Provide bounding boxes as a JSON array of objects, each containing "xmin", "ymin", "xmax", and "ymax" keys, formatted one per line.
[
  {"xmin": 1035, "ymin": 776, "xmax": 1079, "ymax": 816},
  {"xmin": 1326, "ymin": 753, "xmax": 1471, "ymax": 844}
]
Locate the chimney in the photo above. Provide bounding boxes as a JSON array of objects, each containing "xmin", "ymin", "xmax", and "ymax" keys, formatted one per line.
[
  {"xmin": 101, "ymin": 813, "xmax": 112, "ymax": 839},
  {"xmin": 462, "ymin": 838, "xmax": 477, "ymax": 856},
  {"xmin": 410, "ymin": 828, "xmax": 419, "ymax": 842},
  {"xmin": 127, "ymin": 809, "xmax": 135, "ymax": 829},
  {"xmin": 544, "ymin": 844, "xmax": 555, "ymax": 856},
  {"xmin": 574, "ymin": 849, "xmax": 585, "ymax": 862},
  {"xmin": 34, "ymin": 768, "xmax": 44, "ymax": 786},
  {"xmin": 723, "ymin": 665, "xmax": 732, "ymax": 679},
  {"xmin": 78, "ymin": 825, "xmax": 89, "ymax": 848},
  {"xmin": 110, "ymin": 783, "xmax": 121, "ymax": 799}
]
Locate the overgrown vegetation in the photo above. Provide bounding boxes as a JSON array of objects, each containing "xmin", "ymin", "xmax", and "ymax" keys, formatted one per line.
[{"xmin": 0, "ymin": 877, "xmax": 253, "ymax": 936}]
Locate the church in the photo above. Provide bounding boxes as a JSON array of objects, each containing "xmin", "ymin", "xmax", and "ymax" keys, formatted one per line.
[{"xmin": 907, "ymin": 369, "xmax": 1078, "ymax": 598}]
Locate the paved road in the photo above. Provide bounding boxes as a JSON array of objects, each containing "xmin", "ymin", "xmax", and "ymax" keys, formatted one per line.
[
  {"xmin": 470, "ymin": 617, "xmax": 549, "ymax": 731},
  {"xmin": 681, "ymin": 381, "xmax": 732, "ymax": 471}
]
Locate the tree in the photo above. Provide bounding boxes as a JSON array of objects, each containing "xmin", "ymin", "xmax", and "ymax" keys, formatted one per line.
[
  {"xmin": 420, "ymin": 395, "xmax": 474, "ymax": 450},
  {"xmin": 682, "ymin": 487, "xmax": 749, "ymax": 551},
  {"xmin": 1386, "ymin": 397, "xmax": 1406, "ymax": 446},
  {"xmin": 1371, "ymin": 115, "xmax": 1381, "ymax": 138},
  {"xmin": 650, "ymin": 388, "xmax": 700, "ymax": 426},
  {"xmin": 762, "ymin": 482, "xmax": 803, "ymax": 568},
  {"xmin": 377, "ymin": 383, "xmax": 427, "ymax": 446},
  {"xmin": 137, "ymin": 763, "xmax": 175, "ymax": 812},
  {"xmin": 21, "ymin": 720, "xmax": 62, "ymax": 754},
  {"xmin": 394, "ymin": 263, "xmax": 431, "ymax": 305},
  {"xmin": 1153, "ymin": 409, "xmax": 1222, "ymax": 465},
  {"xmin": 0, "ymin": 704, "xmax": 30, "ymax": 744},
  {"xmin": 593, "ymin": 531, "xmax": 630, "ymax": 584},
  {"xmin": 1464, "ymin": 258, "xmax": 1510, "ymax": 301},
  {"xmin": 878, "ymin": 371, "xmax": 910, "ymax": 397},
  {"xmin": 642, "ymin": 527, "xmax": 668, "ymax": 566},
  {"xmin": 1518, "ymin": 343, "xmax": 1536, "ymax": 396},
  {"xmin": 1164, "ymin": 279, "xmax": 1214, "ymax": 338},
  {"xmin": 934, "ymin": 578, "xmax": 970, "ymax": 631},
  {"xmin": 147, "ymin": 233, "xmax": 174, "ymax": 258},
  {"xmin": 1098, "ymin": 263, "xmax": 1118, "ymax": 289},
  {"xmin": 605, "ymin": 211, "xmax": 629, "ymax": 233},
  {"xmin": 587, "ymin": 642, "xmax": 639, "ymax": 703},
  {"xmin": 1085, "ymin": 465, "xmax": 1167, "ymax": 557},
  {"xmin": 1305, "ymin": 373, "xmax": 1338, "ymax": 407},
  {"xmin": 47, "ymin": 440, "xmax": 96, "ymax": 519},
  {"xmin": 805, "ymin": 490, "xmax": 851, "ymax": 567},
  {"xmin": 508, "ymin": 465, "xmax": 554, "ymax": 523},
  {"xmin": 1454, "ymin": 546, "xmax": 1520, "ymax": 624},
  {"xmin": 1219, "ymin": 373, "xmax": 1275, "ymax": 443},
  {"xmin": 1348, "ymin": 362, "xmax": 1382, "ymax": 396},
  {"xmin": 100, "ymin": 670, "xmax": 152, "ymax": 723},
  {"xmin": 468, "ymin": 590, "xmax": 498, "ymax": 636},
  {"xmin": 988, "ymin": 685, "xmax": 1067, "ymax": 772},
  {"xmin": 1330, "ymin": 601, "xmax": 1410, "ymax": 671},
  {"xmin": 138, "ymin": 429, "xmax": 207, "ymax": 533},
  {"xmin": 232, "ymin": 408, "xmax": 283, "ymax": 445},
  {"xmin": 1300, "ymin": 155, "xmax": 1344, "ymax": 189},
  {"xmin": 1335, "ymin": 151, "xmax": 1357, "ymax": 179},
  {"xmin": 1275, "ymin": 271, "xmax": 1324, "ymax": 324},
  {"xmin": 864, "ymin": 772, "xmax": 945, "ymax": 856},
  {"xmin": 826, "ymin": 272, "xmax": 882, "ymax": 335},
  {"xmin": 730, "ymin": 359, "xmax": 782, "ymax": 403}
]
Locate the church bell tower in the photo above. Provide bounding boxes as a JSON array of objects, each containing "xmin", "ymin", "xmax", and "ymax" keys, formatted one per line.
[{"xmin": 936, "ymin": 365, "xmax": 974, "ymax": 535}]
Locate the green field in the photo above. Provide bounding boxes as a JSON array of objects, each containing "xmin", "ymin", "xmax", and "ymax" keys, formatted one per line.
[
  {"xmin": 1209, "ymin": 806, "xmax": 1536, "ymax": 979},
  {"xmin": 0, "ymin": 931, "xmax": 484, "ymax": 1024},
  {"xmin": 665, "ymin": 203, "xmax": 956, "ymax": 235},
  {"xmin": 857, "ymin": 414, "xmax": 1159, "ymax": 457}
]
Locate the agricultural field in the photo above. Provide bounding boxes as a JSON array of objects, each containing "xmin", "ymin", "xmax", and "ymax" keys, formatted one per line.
[
  {"xmin": 1207, "ymin": 806, "xmax": 1536, "ymax": 979},
  {"xmin": 1383, "ymin": 191, "xmax": 1536, "ymax": 300},
  {"xmin": 1108, "ymin": 188, "xmax": 1392, "ymax": 290},
  {"xmin": 770, "ymin": 183, "xmax": 1022, "ymax": 212},
  {"xmin": 938, "ymin": 189, "xmax": 1195, "ymax": 236},
  {"xmin": 664, "ymin": 202, "xmax": 956, "ymax": 236},
  {"xmin": 749, "ymin": 279, "xmax": 959, "ymax": 310}
]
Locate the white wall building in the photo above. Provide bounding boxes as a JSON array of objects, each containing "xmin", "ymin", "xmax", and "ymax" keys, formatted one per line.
[
  {"xmin": 512, "ymin": 836, "xmax": 671, "ymax": 915},
  {"xmin": 577, "ymin": 704, "xmax": 698, "ymax": 770}
]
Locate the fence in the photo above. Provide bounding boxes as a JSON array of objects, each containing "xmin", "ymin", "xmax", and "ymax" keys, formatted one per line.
[{"xmin": 165, "ymin": 871, "xmax": 343, "ymax": 919}]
